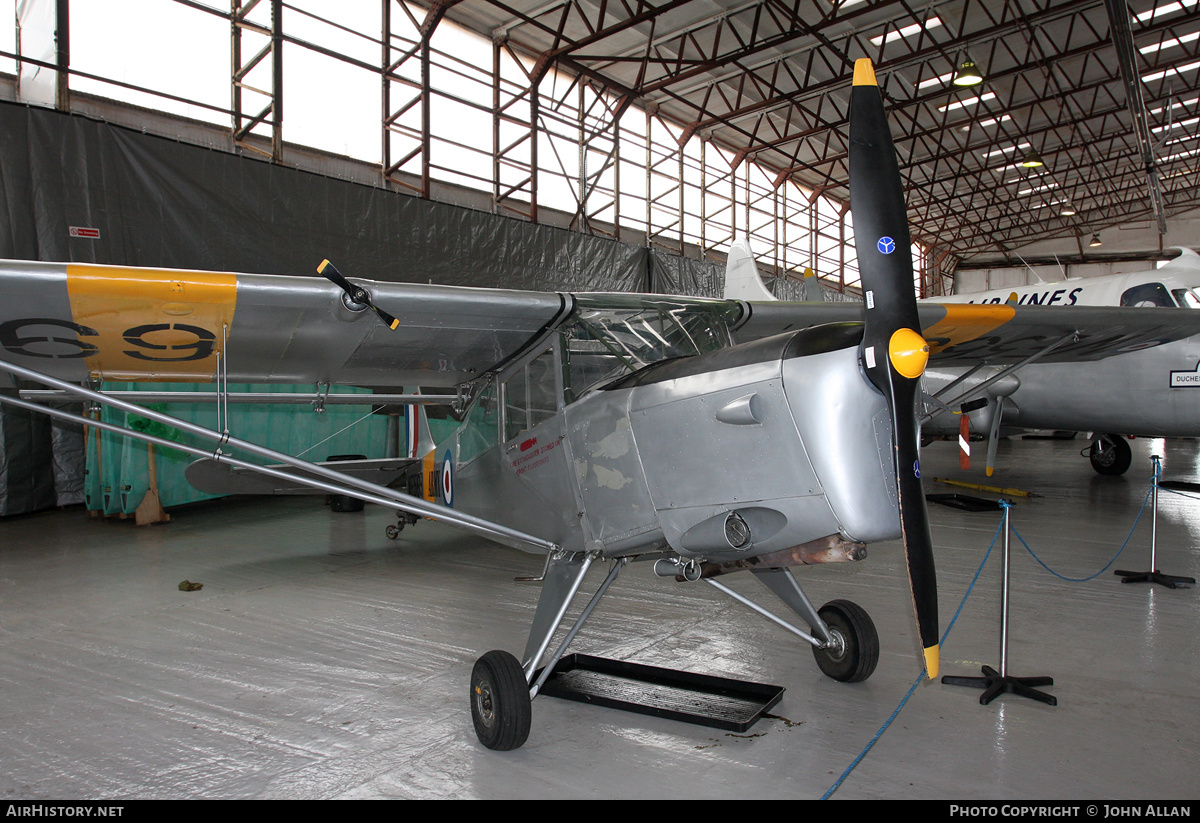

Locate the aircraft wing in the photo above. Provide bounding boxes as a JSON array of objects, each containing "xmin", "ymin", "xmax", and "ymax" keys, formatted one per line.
[
  {"xmin": 735, "ymin": 300, "xmax": 1200, "ymax": 363},
  {"xmin": 0, "ymin": 260, "xmax": 568, "ymax": 388},
  {"xmin": 5, "ymin": 260, "xmax": 1200, "ymax": 393}
]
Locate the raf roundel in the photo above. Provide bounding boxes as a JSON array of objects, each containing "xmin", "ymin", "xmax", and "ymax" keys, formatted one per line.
[
  {"xmin": 877, "ymin": 236, "xmax": 896, "ymax": 255},
  {"xmin": 441, "ymin": 450, "xmax": 455, "ymax": 507}
]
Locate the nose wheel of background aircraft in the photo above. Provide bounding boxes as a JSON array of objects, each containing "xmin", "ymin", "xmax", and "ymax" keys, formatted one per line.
[
  {"xmin": 471, "ymin": 650, "xmax": 532, "ymax": 751},
  {"xmin": 811, "ymin": 600, "xmax": 879, "ymax": 683},
  {"xmin": 1088, "ymin": 434, "xmax": 1132, "ymax": 476}
]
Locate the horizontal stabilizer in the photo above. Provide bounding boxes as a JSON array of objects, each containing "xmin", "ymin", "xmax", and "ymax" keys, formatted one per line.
[{"xmin": 186, "ymin": 456, "xmax": 415, "ymax": 496}]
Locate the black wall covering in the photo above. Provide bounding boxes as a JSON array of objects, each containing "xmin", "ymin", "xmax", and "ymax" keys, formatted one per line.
[
  {"xmin": 0, "ymin": 389, "xmax": 57, "ymax": 516},
  {"xmin": 0, "ymin": 101, "xmax": 732, "ymax": 514},
  {"xmin": 0, "ymin": 101, "xmax": 662, "ymax": 291}
]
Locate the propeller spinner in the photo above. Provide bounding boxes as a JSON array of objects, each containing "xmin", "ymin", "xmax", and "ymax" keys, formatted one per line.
[
  {"xmin": 849, "ymin": 58, "xmax": 939, "ymax": 679},
  {"xmin": 318, "ymin": 259, "xmax": 400, "ymax": 330}
]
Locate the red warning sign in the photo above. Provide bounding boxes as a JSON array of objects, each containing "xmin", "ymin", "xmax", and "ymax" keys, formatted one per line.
[{"xmin": 69, "ymin": 226, "xmax": 101, "ymax": 239}]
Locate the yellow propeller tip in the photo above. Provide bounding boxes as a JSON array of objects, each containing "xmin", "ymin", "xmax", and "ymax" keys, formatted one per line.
[
  {"xmin": 317, "ymin": 259, "xmax": 330, "ymax": 273},
  {"xmin": 986, "ymin": 467, "xmax": 994, "ymax": 477},
  {"xmin": 924, "ymin": 644, "xmax": 940, "ymax": 680},
  {"xmin": 388, "ymin": 319, "xmax": 400, "ymax": 330},
  {"xmin": 853, "ymin": 58, "xmax": 877, "ymax": 87}
]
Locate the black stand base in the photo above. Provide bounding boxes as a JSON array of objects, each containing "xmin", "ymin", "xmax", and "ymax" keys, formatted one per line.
[
  {"xmin": 1114, "ymin": 569, "xmax": 1195, "ymax": 589},
  {"xmin": 942, "ymin": 665, "xmax": 1057, "ymax": 706}
]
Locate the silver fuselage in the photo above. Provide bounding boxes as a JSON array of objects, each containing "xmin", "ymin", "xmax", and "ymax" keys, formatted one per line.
[{"xmin": 449, "ymin": 322, "xmax": 901, "ymax": 560}]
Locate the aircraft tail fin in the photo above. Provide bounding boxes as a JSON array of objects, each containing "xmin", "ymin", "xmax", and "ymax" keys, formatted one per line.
[
  {"xmin": 722, "ymin": 243, "xmax": 779, "ymax": 302},
  {"xmin": 404, "ymin": 388, "xmax": 437, "ymax": 459}
]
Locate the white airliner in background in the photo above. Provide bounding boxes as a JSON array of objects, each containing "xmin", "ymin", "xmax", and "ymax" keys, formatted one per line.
[
  {"xmin": 941, "ymin": 247, "xmax": 1200, "ymax": 311},
  {"xmin": 725, "ymin": 246, "xmax": 1200, "ymax": 476}
]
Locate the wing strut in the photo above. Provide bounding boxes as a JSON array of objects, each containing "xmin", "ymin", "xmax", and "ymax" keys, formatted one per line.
[{"xmin": 921, "ymin": 329, "xmax": 1078, "ymax": 422}]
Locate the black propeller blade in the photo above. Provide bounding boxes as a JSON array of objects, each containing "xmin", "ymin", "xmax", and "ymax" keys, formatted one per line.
[
  {"xmin": 318, "ymin": 259, "xmax": 400, "ymax": 330},
  {"xmin": 848, "ymin": 58, "xmax": 939, "ymax": 679}
]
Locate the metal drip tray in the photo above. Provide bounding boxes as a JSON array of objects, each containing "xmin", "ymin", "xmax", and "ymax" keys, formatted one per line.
[{"xmin": 538, "ymin": 653, "xmax": 784, "ymax": 732}]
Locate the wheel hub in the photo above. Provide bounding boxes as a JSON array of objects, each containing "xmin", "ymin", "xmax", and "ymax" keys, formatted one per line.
[
  {"xmin": 822, "ymin": 627, "xmax": 847, "ymax": 661},
  {"xmin": 474, "ymin": 683, "xmax": 496, "ymax": 728}
]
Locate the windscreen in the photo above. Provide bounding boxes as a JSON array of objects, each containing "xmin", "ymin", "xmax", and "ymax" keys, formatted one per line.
[{"xmin": 561, "ymin": 297, "xmax": 741, "ymax": 400}]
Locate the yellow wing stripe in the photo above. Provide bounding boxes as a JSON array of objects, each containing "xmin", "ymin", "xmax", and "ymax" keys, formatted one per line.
[
  {"xmin": 66, "ymin": 263, "xmax": 237, "ymax": 381},
  {"xmin": 922, "ymin": 303, "xmax": 1016, "ymax": 355}
]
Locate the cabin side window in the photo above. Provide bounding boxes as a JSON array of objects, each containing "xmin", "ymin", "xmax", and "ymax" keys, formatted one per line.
[
  {"xmin": 1120, "ymin": 282, "xmax": 1175, "ymax": 307},
  {"xmin": 1172, "ymin": 288, "xmax": 1200, "ymax": 309},
  {"xmin": 458, "ymin": 381, "xmax": 499, "ymax": 464},
  {"xmin": 503, "ymin": 347, "xmax": 559, "ymax": 442}
]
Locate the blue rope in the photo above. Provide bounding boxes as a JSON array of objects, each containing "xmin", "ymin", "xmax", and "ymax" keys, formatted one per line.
[
  {"xmin": 821, "ymin": 515, "xmax": 1004, "ymax": 800},
  {"xmin": 1012, "ymin": 486, "xmax": 1151, "ymax": 582},
  {"xmin": 822, "ymin": 470, "xmax": 1159, "ymax": 798}
]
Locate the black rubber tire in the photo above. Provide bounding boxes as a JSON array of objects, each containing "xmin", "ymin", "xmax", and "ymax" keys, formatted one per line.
[
  {"xmin": 470, "ymin": 650, "xmax": 531, "ymax": 751},
  {"xmin": 327, "ymin": 454, "xmax": 366, "ymax": 512},
  {"xmin": 812, "ymin": 599, "xmax": 879, "ymax": 683},
  {"xmin": 1089, "ymin": 435, "xmax": 1132, "ymax": 476}
]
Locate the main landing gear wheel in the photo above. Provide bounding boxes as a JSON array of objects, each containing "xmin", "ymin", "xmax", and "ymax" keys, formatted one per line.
[
  {"xmin": 470, "ymin": 650, "xmax": 531, "ymax": 751},
  {"xmin": 1089, "ymin": 435, "xmax": 1132, "ymax": 476},
  {"xmin": 812, "ymin": 599, "xmax": 879, "ymax": 683}
]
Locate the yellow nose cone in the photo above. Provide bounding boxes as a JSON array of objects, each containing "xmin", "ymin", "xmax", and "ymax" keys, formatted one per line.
[{"xmin": 889, "ymin": 327, "xmax": 930, "ymax": 379}]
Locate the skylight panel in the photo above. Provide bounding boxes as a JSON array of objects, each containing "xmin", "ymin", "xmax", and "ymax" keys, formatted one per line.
[
  {"xmin": 870, "ymin": 16, "xmax": 943, "ymax": 46},
  {"xmin": 1135, "ymin": 0, "xmax": 1199, "ymax": 23},
  {"xmin": 962, "ymin": 114, "xmax": 1012, "ymax": 131},
  {"xmin": 1142, "ymin": 58, "xmax": 1200, "ymax": 82},
  {"xmin": 1017, "ymin": 181, "xmax": 1059, "ymax": 195},
  {"xmin": 982, "ymin": 142, "xmax": 1031, "ymax": 158},
  {"xmin": 1139, "ymin": 30, "xmax": 1200, "ymax": 54},
  {"xmin": 917, "ymin": 71, "xmax": 955, "ymax": 89},
  {"xmin": 938, "ymin": 91, "xmax": 997, "ymax": 112}
]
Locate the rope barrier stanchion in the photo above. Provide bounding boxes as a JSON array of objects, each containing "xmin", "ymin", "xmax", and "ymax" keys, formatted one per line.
[
  {"xmin": 1114, "ymin": 455, "xmax": 1195, "ymax": 590},
  {"xmin": 941, "ymin": 500, "xmax": 1057, "ymax": 706}
]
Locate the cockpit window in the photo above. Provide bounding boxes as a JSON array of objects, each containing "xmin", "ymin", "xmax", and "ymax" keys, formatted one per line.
[
  {"xmin": 1172, "ymin": 288, "xmax": 1200, "ymax": 309},
  {"xmin": 1120, "ymin": 282, "xmax": 1175, "ymax": 308},
  {"xmin": 560, "ymin": 297, "xmax": 740, "ymax": 401}
]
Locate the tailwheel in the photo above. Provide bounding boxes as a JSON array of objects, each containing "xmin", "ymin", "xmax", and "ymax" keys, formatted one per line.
[
  {"xmin": 812, "ymin": 599, "xmax": 879, "ymax": 683},
  {"xmin": 470, "ymin": 650, "xmax": 531, "ymax": 751}
]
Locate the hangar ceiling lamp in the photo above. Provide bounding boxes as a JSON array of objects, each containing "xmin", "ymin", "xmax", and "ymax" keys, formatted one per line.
[
  {"xmin": 1089, "ymin": 234, "xmax": 1103, "ymax": 247},
  {"xmin": 953, "ymin": 60, "xmax": 984, "ymax": 86},
  {"xmin": 1019, "ymin": 148, "xmax": 1046, "ymax": 168},
  {"xmin": 1060, "ymin": 205, "xmax": 1077, "ymax": 216}
]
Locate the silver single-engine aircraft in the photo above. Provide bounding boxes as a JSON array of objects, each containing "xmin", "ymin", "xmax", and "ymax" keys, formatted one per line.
[{"xmin": 3, "ymin": 60, "xmax": 1200, "ymax": 751}]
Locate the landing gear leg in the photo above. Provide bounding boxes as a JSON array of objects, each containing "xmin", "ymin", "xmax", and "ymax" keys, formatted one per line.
[
  {"xmin": 470, "ymin": 551, "xmax": 625, "ymax": 750},
  {"xmin": 705, "ymin": 567, "xmax": 879, "ymax": 683}
]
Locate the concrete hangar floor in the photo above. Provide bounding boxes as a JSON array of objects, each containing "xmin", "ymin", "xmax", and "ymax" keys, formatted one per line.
[{"xmin": 1, "ymin": 435, "xmax": 1198, "ymax": 800}]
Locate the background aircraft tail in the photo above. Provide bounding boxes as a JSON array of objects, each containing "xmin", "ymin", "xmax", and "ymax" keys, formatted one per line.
[{"xmin": 722, "ymin": 244, "xmax": 779, "ymax": 302}]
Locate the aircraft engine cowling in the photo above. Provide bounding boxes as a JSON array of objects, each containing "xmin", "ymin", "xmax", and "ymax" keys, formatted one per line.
[{"xmin": 613, "ymin": 324, "xmax": 901, "ymax": 561}]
